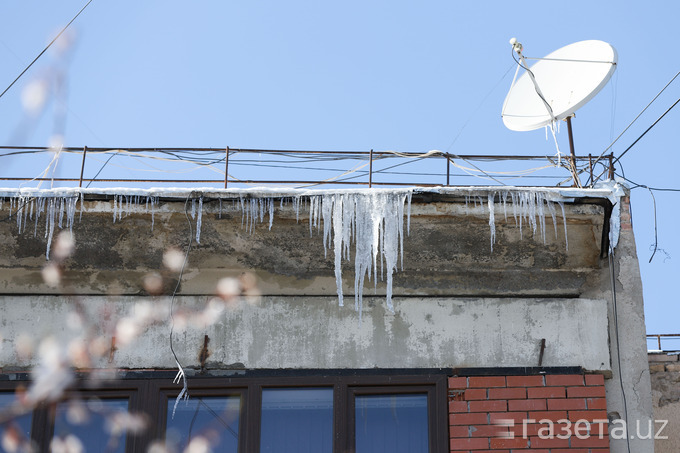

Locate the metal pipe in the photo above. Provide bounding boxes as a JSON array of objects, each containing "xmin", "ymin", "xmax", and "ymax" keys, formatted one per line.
[
  {"xmin": 224, "ymin": 147, "xmax": 230, "ymax": 189},
  {"xmin": 565, "ymin": 116, "xmax": 581, "ymax": 188},
  {"xmin": 446, "ymin": 154, "xmax": 450, "ymax": 186},
  {"xmin": 369, "ymin": 149, "xmax": 373, "ymax": 188},
  {"xmin": 78, "ymin": 146, "xmax": 88, "ymax": 188}
]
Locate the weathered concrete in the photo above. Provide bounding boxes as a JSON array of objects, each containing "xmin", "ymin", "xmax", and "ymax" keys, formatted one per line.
[
  {"xmin": 604, "ymin": 195, "xmax": 654, "ymax": 453},
  {"xmin": 0, "ymin": 295, "xmax": 610, "ymax": 371},
  {"xmin": 650, "ymin": 354, "xmax": 680, "ymax": 453},
  {"xmin": 0, "ymin": 196, "xmax": 605, "ymax": 298}
]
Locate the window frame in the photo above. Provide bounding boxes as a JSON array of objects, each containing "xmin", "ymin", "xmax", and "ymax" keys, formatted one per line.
[{"xmin": 0, "ymin": 372, "xmax": 448, "ymax": 453}]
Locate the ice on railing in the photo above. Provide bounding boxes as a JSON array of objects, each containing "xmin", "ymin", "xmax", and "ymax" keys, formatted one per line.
[{"xmin": 0, "ymin": 185, "xmax": 597, "ymax": 312}]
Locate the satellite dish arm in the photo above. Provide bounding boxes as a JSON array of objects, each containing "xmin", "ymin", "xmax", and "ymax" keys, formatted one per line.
[{"xmin": 510, "ymin": 39, "xmax": 556, "ymax": 121}]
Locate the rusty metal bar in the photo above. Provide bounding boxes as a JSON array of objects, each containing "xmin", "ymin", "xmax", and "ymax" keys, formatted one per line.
[
  {"xmin": 78, "ymin": 146, "xmax": 88, "ymax": 188},
  {"xmin": 446, "ymin": 153, "xmax": 450, "ymax": 186},
  {"xmin": 0, "ymin": 145, "xmax": 597, "ymax": 160},
  {"xmin": 224, "ymin": 147, "xmax": 229, "ymax": 189},
  {"xmin": 646, "ymin": 334, "xmax": 680, "ymax": 351},
  {"xmin": 608, "ymin": 153, "xmax": 615, "ymax": 180},
  {"xmin": 368, "ymin": 149, "xmax": 373, "ymax": 188},
  {"xmin": 565, "ymin": 116, "xmax": 581, "ymax": 188},
  {"xmin": 588, "ymin": 154, "xmax": 593, "ymax": 187},
  {"xmin": 0, "ymin": 177, "xmax": 444, "ymax": 187},
  {"xmin": 538, "ymin": 338, "xmax": 546, "ymax": 366},
  {"xmin": 0, "ymin": 176, "xmax": 583, "ymax": 188}
]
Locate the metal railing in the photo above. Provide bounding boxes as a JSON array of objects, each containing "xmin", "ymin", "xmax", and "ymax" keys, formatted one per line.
[
  {"xmin": 0, "ymin": 146, "xmax": 616, "ymax": 189},
  {"xmin": 647, "ymin": 334, "xmax": 680, "ymax": 352}
]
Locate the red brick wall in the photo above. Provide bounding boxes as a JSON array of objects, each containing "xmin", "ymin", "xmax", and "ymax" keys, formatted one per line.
[{"xmin": 448, "ymin": 374, "xmax": 609, "ymax": 452}]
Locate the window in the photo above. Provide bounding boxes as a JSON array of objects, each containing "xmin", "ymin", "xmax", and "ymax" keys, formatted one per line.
[
  {"xmin": 260, "ymin": 388, "xmax": 333, "ymax": 453},
  {"xmin": 353, "ymin": 393, "xmax": 429, "ymax": 453},
  {"xmin": 166, "ymin": 395, "xmax": 241, "ymax": 452},
  {"xmin": 0, "ymin": 372, "xmax": 448, "ymax": 452},
  {"xmin": 0, "ymin": 391, "xmax": 32, "ymax": 450},
  {"xmin": 54, "ymin": 398, "xmax": 129, "ymax": 453}
]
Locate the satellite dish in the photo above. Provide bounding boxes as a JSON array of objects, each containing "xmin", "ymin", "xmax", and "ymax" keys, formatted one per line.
[{"xmin": 502, "ymin": 40, "xmax": 617, "ymax": 132}]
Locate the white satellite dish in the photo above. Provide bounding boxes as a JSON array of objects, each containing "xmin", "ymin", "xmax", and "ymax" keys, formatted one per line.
[{"xmin": 502, "ymin": 39, "xmax": 617, "ymax": 132}]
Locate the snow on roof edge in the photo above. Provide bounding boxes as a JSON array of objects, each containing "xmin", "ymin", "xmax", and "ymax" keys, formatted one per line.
[{"xmin": 0, "ymin": 180, "xmax": 626, "ymax": 203}]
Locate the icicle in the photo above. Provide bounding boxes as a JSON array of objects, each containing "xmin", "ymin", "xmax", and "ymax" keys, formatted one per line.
[
  {"xmin": 16, "ymin": 197, "xmax": 24, "ymax": 234},
  {"xmin": 309, "ymin": 196, "xmax": 317, "ymax": 237},
  {"xmin": 501, "ymin": 191, "xmax": 508, "ymax": 220},
  {"xmin": 45, "ymin": 198, "xmax": 56, "ymax": 260},
  {"xmin": 66, "ymin": 197, "xmax": 76, "ymax": 232},
  {"xmin": 190, "ymin": 198, "xmax": 196, "ymax": 220},
  {"xmin": 332, "ymin": 195, "xmax": 344, "ymax": 306},
  {"xmin": 294, "ymin": 196, "xmax": 301, "ymax": 222},
  {"xmin": 321, "ymin": 196, "xmax": 333, "ymax": 257},
  {"xmin": 268, "ymin": 198, "xmax": 274, "ymax": 231},
  {"xmin": 34, "ymin": 197, "xmax": 44, "ymax": 237},
  {"xmin": 537, "ymin": 193, "xmax": 546, "ymax": 244},
  {"xmin": 149, "ymin": 197, "xmax": 156, "ymax": 231},
  {"xmin": 239, "ymin": 196, "xmax": 246, "ymax": 228},
  {"xmin": 78, "ymin": 193, "xmax": 85, "ymax": 222},
  {"xmin": 195, "ymin": 197, "xmax": 203, "ymax": 244},
  {"xmin": 58, "ymin": 197, "xmax": 65, "ymax": 229},
  {"xmin": 559, "ymin": 201, "xmax": 568, "ymax": 251},
  {"xmin": 488, "ymin": 193, "xmax": 496, "ymax": 252}
]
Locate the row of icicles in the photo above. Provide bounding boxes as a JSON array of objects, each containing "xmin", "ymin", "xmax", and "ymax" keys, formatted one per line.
[{"xmin": 1, "ymin": 190, "xmax": 567, "ymax": 314}]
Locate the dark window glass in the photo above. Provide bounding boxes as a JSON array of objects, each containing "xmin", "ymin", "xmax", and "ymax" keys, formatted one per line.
[
  {"xmin": 355, "ymin": 394, "xmax": 429, "ymax": 453},
  {"xmin": 166, "ymin": 396, "xmax": 241, "ymax": 452},
  {"xmin": 53, "ymin": 398, "xmax": 129, "ymax": 453},
  {"xmin": 260, "ymin": 388, "xmax": 333, "ymax": 453},
  {"xmin": 0, "ymin": 392, "xmax": 32, "ymax": 450}
]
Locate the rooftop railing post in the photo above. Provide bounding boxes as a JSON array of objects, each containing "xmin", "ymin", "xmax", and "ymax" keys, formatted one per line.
[
  {"xmin": 588, "ymin": 154, "xmax": 593, "ymax": 187},
  {"xmin": 78, "ymin": 146, "xmax": 88, "ymax": 188},
  {"xmin": 658, "ymin": 335, "xmax": 662, "ymax": 350},
  {"xmin": 369, "ymin": 149, "xmax": 373, "ymax": 188},
  {"xmin": 608, "ymin": 153, "xmax": 614, "ymax": 180},
  {"xmin": 224, "ymin": 146, "xmax": 230, "ymax": 189},
  {"xmin": 446, "ymin": 153, "xmax": 450, "ymax": 186}
]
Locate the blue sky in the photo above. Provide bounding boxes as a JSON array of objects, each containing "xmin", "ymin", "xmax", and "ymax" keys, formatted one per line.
[{"xmin": 1, "ymin": 1, "xmax": 678, "ymax": 343}]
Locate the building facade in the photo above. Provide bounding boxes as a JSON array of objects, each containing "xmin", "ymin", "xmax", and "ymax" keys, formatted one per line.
[{"xmin": 0, "ymin": 185, "xmax": 653, "ymax": 452}]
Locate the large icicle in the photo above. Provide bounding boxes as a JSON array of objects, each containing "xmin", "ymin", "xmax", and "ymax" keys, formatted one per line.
[{"xmin": 488, "ymin": 189, "xmax": 568, "ymax": 252}]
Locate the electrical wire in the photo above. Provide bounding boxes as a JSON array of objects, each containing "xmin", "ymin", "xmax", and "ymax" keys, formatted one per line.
[
  {"xmin": 169, "ymin": 194, "xmax": 194, "ymax": 418},
  {"xmin": 596, "ymin": 70, "xmax": 680, "ymax": 164},
  {"xmin": 647, "ymin": 188, "xmax": 658, "ymax": 263},
  {"xmin": 0, "ymin": 0, "xmax": 94, "ymax": 101},
  {"xmin": 445, "ymin": 63, "xmax": 517, "ymax": 153},
  {"xmin": 613, "ymin": 97, "xmax": 680, "ymax": 165},
  {"xmin": 509, "ymin": 48, "xmax": 556, "ymax": 121},
  {"xmin": 608, "ymin": 247, "xmax": 632, "ymax": 453},
  {"xmin": 85, "ymin": 152, "xmax": 118, "ymax": 188}
]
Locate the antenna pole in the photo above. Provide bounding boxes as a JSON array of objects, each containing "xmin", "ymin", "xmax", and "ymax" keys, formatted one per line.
[{"xmin": 565, "ymin": 116, "xmax": 581, "ymax": 187}]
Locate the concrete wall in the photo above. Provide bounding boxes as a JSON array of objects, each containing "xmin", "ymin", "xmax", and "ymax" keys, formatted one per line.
[
  {"xmin": 0, "ymin": 295, "xmax": 610, "ymax": 371},
  {"xmin": 649, "ymin": 353, "xmax": 680, "ymax": 453}
]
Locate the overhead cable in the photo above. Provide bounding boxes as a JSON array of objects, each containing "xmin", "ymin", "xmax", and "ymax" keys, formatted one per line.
[
  {"xmin": 597, "ymin": 69, "xmax": 680, "ymax": 162},
  {"xmin": 613, "ymin": 96, "xmax": 680, "ymax": 164},
  {"xmin": 0, "ymin": 0, "xmax": 94, "ymax": 101}
]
